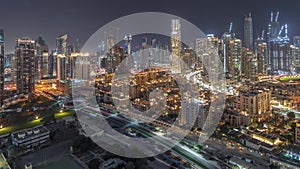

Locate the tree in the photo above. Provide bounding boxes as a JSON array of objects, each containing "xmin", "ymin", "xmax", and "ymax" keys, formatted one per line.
[
  {"xmin": 287, "ymin": 112, "xmax": 295, "ymax": 120},
  {"xmin": 269, "ymin": 163, "xmax": 280, "ymax": 169},
  {"xmin": 126, "ymin": 161, "xmax": 135, "ymax": 169},
  {"xmin": 88, "ymin": 159, "xmax": 100, "ymax": 169}
]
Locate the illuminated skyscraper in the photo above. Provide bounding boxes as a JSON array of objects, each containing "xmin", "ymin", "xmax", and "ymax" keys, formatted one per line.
[
  {"xmin": 241, "ymin": 48, "xmax": 257, "ymax": 81},
  {"xmin": 35, "ymin": 37, "xmax": 49, "ymax": 80},
  {"xmin": 48, "ymin": 50, "xmax": 57, "ymax": 78},
  {"xmin": 15, "ymin": 37, "xmax": 35, "ymax": 98},
  {"xmin": 267, "ymin": 12, "xmax": 291, "ymax": 72},
  {"xmin": 57, "ymin": 54, "xmax": 66, "ymax": 80},
  {"xmin": 269, "ymin": 25, "xmax": 290, "ymax": 72},
  {"xmin": 74, "ymin": 52, "xmax": 90, "ymax": 80},
  {"xmin": 0, "ymin": 30, "xmax": 4, "ymax": 107},
  {"xmin": 291, "ymin": 36, "xmax": 300, "ymax": 72},
  {"xmin": 56, "ymin": 34, "xmax": 67, "ymax": 56},
  {"xmin": 56, "ymin": 34, "xmax": 67, "ymax": 80},
  {"xmin": 170, "ymin": 19, "xmax": 181, "ymax": 74},
  {"xmin": 195, "ymin": 37, "xmax": 207, "ymax": 70},
  {"xmin": 220, "ymin": 31, "xmax": 242, "ymax": 83},
  {"xmin": 244, "ymin": 13, "xmax": 253, "ymax": 51},
  {"xmin": 255, "ymin": 37, "xmax": 268, "ymax": 75}
]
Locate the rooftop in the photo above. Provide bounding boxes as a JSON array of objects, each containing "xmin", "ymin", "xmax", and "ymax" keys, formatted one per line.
[{"xmin": 11, "ymin": 125, "xmax": 49, "ymax": 141}]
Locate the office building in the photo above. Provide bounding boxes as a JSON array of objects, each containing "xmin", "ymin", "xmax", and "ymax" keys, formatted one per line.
[{"xmin": 11, "ymin": 125, "xmax": 50, "ymax": 149}]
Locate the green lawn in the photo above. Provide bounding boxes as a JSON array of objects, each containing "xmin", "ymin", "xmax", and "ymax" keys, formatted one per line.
[
  {"xmin": 0, "ymin": 118, "xmax": 42, "ymax": 135},
  {"xmin": 55, "ymin": 110, "xmax": 76, "ymax": 120},
  {"xmin": 0, "ymin": 109, "xmax": 76, "ymax": 136},
  {"xmin": 279, "ymin": 76, "xmax": 300, "ymax": 82},
  {"xmin": 0, "ymin": 96, "xmax": 75, "ymax": 135}
]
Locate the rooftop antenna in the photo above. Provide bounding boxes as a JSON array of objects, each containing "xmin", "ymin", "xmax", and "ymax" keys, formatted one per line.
[{"xmin": 275, "ymin": 11, "xmax": 279, "ymax": 22}]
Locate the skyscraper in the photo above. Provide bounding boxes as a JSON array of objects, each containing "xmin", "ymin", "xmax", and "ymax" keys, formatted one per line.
[
  {"xmin": 35, "ymin": 37, "xmax": 49, "ymax": 80},
  {"xmin": 56, "ymin": 34, "xmax": 67, "ymax": 80},
  {"xmin": 220, "ymin": 32, "xmax": 242, "ymax": 83},
  {"xmin": 170, "ymin": 19, "xmax": 181, "ymax": 74},
  {"xmin": 0, "ymin": 30, "xmax": 4, "ymax": 108},
  {"xmin": 241, "ymin": 48, "xmax": 257, "ymax": 81},
  {"xmin": 48, "ymin": 50, "xmax": 57, "ymax": 78},
  {"xmin": 269, "ymin": 24, "xmax": 290, "ymax": 72},
  {"xmin": 74, "ymin": 52, "xmax": 90, "ymax": 80},
  {"xmin": 255, "ymin": 35, "xmax": 268, "ymax": 75},
  {"xmin": 195, "ymin": 37, "xmax": 207, "ymax": 70},
  {"xmin": 56, "ymin": 34, "xmax": 67, "ymax": 56},
  {"xmin": 244, "ymin": 13, "xmax": 253, "ymax": 51},
  {"xmin": 57, "ymin": 54, "xmax": 66, "ymax": 80},
  {"xmin": 291, "ymin": 36, "xmax": 300, "ymax": 72},
  {"xmin": 15, "ymin": 37, "xmax": 35, "ymax": 98},
  {"xmin": 267, "ymin": 12, "xmax": 291, "ymax": 72}
]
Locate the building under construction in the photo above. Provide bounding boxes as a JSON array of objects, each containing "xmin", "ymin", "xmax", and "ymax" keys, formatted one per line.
[{"xmin": 267, "ymin": 12, "xmax": 291, "ymax": 73}]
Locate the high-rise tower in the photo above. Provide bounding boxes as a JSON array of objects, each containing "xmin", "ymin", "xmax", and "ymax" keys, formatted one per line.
[
  {"xmin": 15, "ymin": 37, "xmax": 35, "ymax": 98},
  {"xmin": 35, "ymin": 37, "xmax": 49, "ymax": 80},
  {"xmin": 170, "ymin": 19, "xmax": 181, "ymax": 74},
  {"xmin": 244, "ymin": 13, "xmax": 253, "ymax": 51},
  {"xmin": 56, "ymin": 34, "xmax": 67, "ymax": 80}
]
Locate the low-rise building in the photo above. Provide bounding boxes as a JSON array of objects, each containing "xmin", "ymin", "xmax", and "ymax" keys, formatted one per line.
[{"xmin": 11, "ymin": 125, "xmax": 50, "ymax": 149}]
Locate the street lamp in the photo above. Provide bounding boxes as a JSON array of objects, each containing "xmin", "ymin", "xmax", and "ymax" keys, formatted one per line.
[{"xmin": 0, "ymin": 125, "xmax": 3, "ymax": 129}]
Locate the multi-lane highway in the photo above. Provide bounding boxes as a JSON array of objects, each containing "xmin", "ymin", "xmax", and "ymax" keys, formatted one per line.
[{"xmin": 78, "ymin": 103, "xmax": 220, "ymax": 169}]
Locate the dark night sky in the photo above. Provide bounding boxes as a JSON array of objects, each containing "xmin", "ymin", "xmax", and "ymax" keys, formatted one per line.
[{"xmin": 1, "ymin": 0, "xmax": 300, "ymax": 54}]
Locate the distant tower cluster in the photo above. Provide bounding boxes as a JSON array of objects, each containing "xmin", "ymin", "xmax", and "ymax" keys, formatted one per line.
[{"xmin": 170, "ymin": 19, "xmax": 182, "ymax": 74}]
